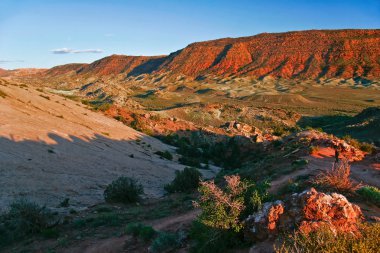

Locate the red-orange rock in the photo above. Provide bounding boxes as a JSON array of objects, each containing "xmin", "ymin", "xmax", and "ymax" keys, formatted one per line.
[{"xmin": 244, "ymin": 188, "xmax": 363, "ymax": 242}]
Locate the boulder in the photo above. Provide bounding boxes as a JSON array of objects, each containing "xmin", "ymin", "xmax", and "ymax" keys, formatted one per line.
[
  {"xmin": 244, "ymin": 188, "xmax": 363, "ymax": 242},
  {"xmin": 245, "ymin": 201, "xmax": 284, "ymax": 241}
]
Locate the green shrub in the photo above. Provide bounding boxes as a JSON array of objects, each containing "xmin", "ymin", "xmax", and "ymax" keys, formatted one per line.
[
  {"xmin": 359, "ymin": 142, "xmax": 375, "ymax": 153},
  {"xmin": 113, "ymin": 115, "xmax": 125, "ymax": 122},
  {"xmin": 196, "ymin": 175, "xmax": 247, "ymax": 232},
  {"xmin": 95, "ymin": 102, "xmax": 112, "ymax": 112},
  {"xmin": 164, "ymin": 167, "xmax": 202, "ymax": 193},
  {"xmin": 189, "ymin": 221, "xmax": 244, "ymax": 253},
  {"xmin": 196, "ymin": 175, "xmax": 270, "ymax": 232},
  {"xmin": 192, "ymin": 175, "xmax": 270, "ymax": 252},
  {"xmin": 91, "ymin": 213, "xmax": 120, "ymax": 227},
  {"xmin": 276, "ymin": 223, "xmax": 380, "ymax": 253},
  {"xmin": 41, "ymin": 228, "xmax": 59, "ymax": 239},
  {"xmin": 357, "ymin": 186, "xmax": 380, "ymax": 206},
  {"xmin": 150, "ymin": 232, "xmax": 182, "ymax": 253},
  {"xmin": 155, "ymin": 150, "xmax": 173, "ymax": 160},
  {"xmin": 179, "ymin": 156, "xmax": 201, "ymax": 167},
  {"xmin": 125, "ymin": 223, "xmax": 156, "ymax": 241},
  {"xmin": 343, "ymin": 135, "xmax": 375, "ymax": 153},
  {"xmin": 104, "ymin": 177, "xmax": 143, "ymax": 204},
  {"xmin": 0, "ymin": 200, "xmax": 54, "ymax": 247}
]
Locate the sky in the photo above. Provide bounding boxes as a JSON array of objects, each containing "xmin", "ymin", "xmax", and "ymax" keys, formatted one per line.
[{"xmin": 0, "ymin": 0, "xmax": 379, "ymax": 69}]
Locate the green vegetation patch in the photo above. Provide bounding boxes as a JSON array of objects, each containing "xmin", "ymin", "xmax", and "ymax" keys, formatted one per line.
[
  {"xmin": 357, "ymin": 186, "xmax": 380, "ymax": 207},
  {"xmin": 0, "ymin": 200, "xmax": 56, "ymax": 248},
  {"xmin": 276, "ymin": 223, "xmax": 380, "ymax": 253},
  {"xmin": 125, "ymin": 222, "xmax": 156, "ymax": 241},
  {"xmin": 164, "ymin": 167, "xmax": 202, "ymax": 193},
  {"xmin": 104, "ymin": 176, "xmax": 143, "ymax": 204}
]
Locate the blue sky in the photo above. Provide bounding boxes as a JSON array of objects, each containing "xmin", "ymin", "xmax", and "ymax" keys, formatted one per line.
[{"xmin": 0, "ymin": 0, "xmax": 379, "ymax": 69}]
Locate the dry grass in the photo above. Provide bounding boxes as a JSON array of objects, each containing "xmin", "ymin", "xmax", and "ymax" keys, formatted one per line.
[
  {"xmin": 276, "ymin": 223, "xmax": 380, "ymax": 253},
  {"xmin": 313, "ymin": 159, "xmax": 360, "ymax": 193}
]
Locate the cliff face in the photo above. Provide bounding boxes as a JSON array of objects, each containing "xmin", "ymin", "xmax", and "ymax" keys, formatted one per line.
[
  {"xmin": 76, "ymin": 55, "xmax": 165, "ymax": 76},
  {"xmin": 44, "ymin": 29, "xmax": 380, "ymax": 80},
  {"xmin": 157, "ymin": 29, "xmax": 380, "ymax": 79}
]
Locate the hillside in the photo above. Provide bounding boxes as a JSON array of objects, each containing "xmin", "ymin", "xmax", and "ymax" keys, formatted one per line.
[
  {"xmin": 0, "ymin": 79, "xmax": 202, "ymax": 210},
  {"xmin": 42, "ymin": 29, "xmax": 380, "ymax": 80}
]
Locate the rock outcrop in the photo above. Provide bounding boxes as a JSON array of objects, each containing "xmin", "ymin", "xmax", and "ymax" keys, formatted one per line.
[
  {"xmin": 244, "ymin": 188, "xmax": 363, "ymax": 242},
  {"xmin": 297, "ymin": 130, "xmax": 365, "ymax": 161}
]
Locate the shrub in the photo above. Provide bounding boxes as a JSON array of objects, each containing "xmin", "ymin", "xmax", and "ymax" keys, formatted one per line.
[
  {"xmin": 95, "ymin": 102, "xmax": 112, "ymax": 112},
  {"xmin": 155, "ymin": 150, "xmax": 173, "ymax": 160},
  {"xmin": 276, "ymin": 223, "xmax": 380, "ymax": 253},
  {"xmin": 179, "ymin": 156, "xmax": 201, "ymax": 167},
  {"xmin": 357, "ymin": 186, "xmax": 380, "ymax": 207},
  {"xmin": 195, "ymin": 175, "xmax": 247, "ymax": 232},
  {"xmin": 0, "ymin": 200, "xmax": 54, "ymax": 247},
  {"xmin": 150, "ymin": 231, "xmax": 182, "ymax": 253},
  {"xmin": 189, "ymin": 221, "xmax": 243, "ymax": 253},
  {"xmin": 125, "ymin": 223, "xmax": 156, "ymax": 241},
  {"xmin": 113, "ymin": 115, "xmax": 126, "ymax": 122},
  {"xmin": 343, "ymin": 135, "xmax": 375, "ymax": 153},
  {"xmin": 313, "ymin": 159, "xmax": 359, "ymax": 193},
  {"xmin": 165, "ymin": 167, "xmax": 202, "ymax": 193},
  {"xmin": 104, "ymin": 177, "xmax": 143, "ymax": 204},
  {"xmin": 91, "ymin": 212, "xmax": 120, "ymax": 227},
  {"xmin": 358, "ymin": 142, "xmax": 375, "ymax": 153}
]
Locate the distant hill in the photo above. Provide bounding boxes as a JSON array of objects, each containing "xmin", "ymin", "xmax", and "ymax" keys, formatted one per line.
[
  {"xmin": 0, "ymin": 68, "xmax": 46, "ymax": 77},
  {"xmin": 42, "ymin": 29, "xmax": 380, "ymax": 80}
]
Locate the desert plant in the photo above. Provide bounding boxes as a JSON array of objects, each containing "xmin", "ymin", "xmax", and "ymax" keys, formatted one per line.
[
  {"xmin": 189, "ymin": 221, "xmax": 244, "ymax": 253},
  {"xmin": 357, "ymin": 186, "xmax": 380, "ymax": 207},
  {"xmin": 155, "ymin": 150, "xmax": 173, "ymax": 160},
  {"xmin": 104, "ymin": 176, "xmax": 143, "ymax": 204},
  {"xmin": 150, "ymin": 231, "xmax": 182, "ymax": 253},
  {"xmin": 0, "ymin": 200, "xmax": 54, "ymax": 247},
  {"xmin": 164, "ymin": 167, "xmax": 202, "ymax": 193},
  {"xmin": 358, "ymin": 142, "xmax": 375, "ymax": 153},
  {"xmin": 195, "ymin": 175, "xmax": 247, "ymax": 232},
  {"xmin": 276, "ymin": 223, "xmax": 380, "ymax": 253},
  {"xmin": 125, "ymin": 222, "xmax": 156, "ymax": 241},
  {"xmin": 343, "ymin": 135, "xmax": 375, "ymax": 153},
  {"xmin": 313, "ymin": 159, "xmax": 359, "ymax": 193}
]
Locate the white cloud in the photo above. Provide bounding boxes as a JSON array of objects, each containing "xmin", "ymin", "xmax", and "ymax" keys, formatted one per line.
[
  {"xmin": 104, "ymin": 33, "xmax": 114, "ymax": 37},
  {"xmin": 51, "ymin": 48, "xmax": 103, "ymax": 54}
]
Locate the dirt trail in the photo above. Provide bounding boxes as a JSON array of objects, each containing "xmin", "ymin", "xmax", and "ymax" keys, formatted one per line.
[
  {"xmin": 60, "ymin": 209, "xmax": 200, "ymax": 253},
  {"xmin": 150, "ymin": 209, "xmax": 200, "ymax": 231}
]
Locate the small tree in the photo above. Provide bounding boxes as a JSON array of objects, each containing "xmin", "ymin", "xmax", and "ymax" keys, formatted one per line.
[
  {"xmin": 164, "ymin": 167, "xmax": 202, "ymax": 193},
  {"xmin": 195, "ymin": 175, "xmax": 247, "ymax": 232},
  {"xmin": 104, "ymin": 177, "xmax": 143, "ymax": 204}
]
